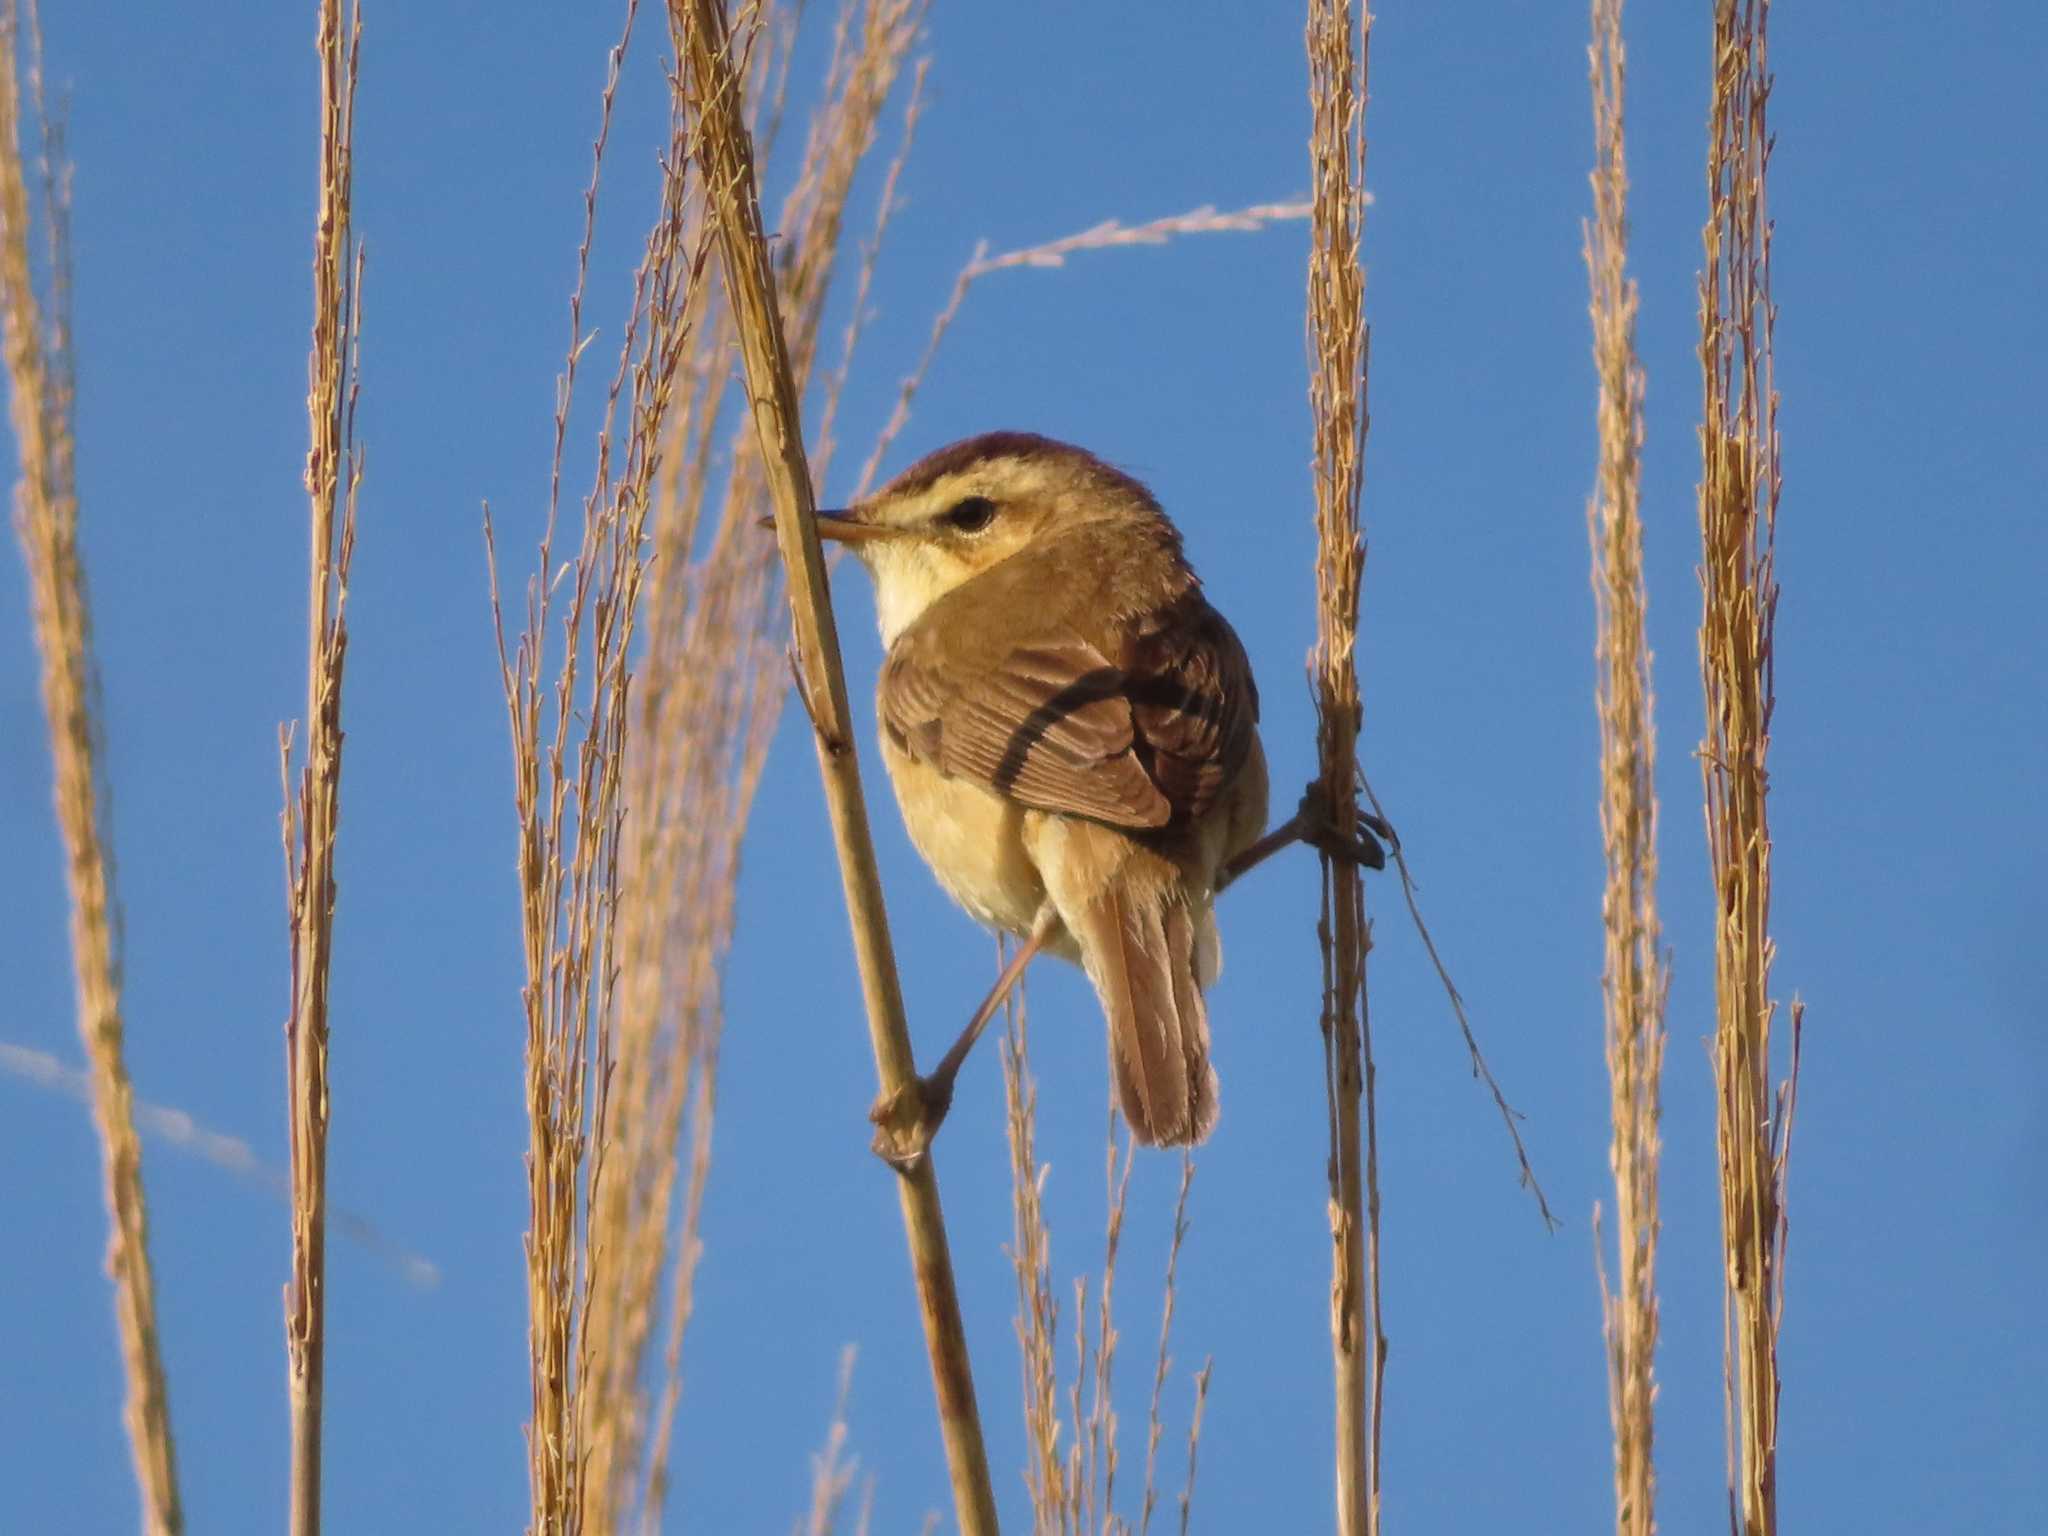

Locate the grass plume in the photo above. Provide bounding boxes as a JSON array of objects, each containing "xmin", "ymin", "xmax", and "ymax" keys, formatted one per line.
[
  {"xmin": 484, "ymin": 2, "xmax": 708, "ymax": 1525},
  {"xmin": 0, "ymin": 5, "xmax": 181, "ymax": 1529},
  {"xmin": 279, "ymin": 4, "xmax": 363, "ymax": 1530},
  {"xmin": 1305, "ymin": 1, "xmax": 1381, "ymax": 1531},
  {"xmin": 577, "ymin": 4, "xmax": 925, "ymax": 1528},
  {"xmin": 1585, "ymin": 2, "xmax": 1666, "ymax": 1532},
  {"xmin": 674, "ymin": 1, "xmax": 1001, "ymax": 1530},
  {"xmin": 1698, "ymin": 3, "xmax": 1798, "ymax": 1532}
]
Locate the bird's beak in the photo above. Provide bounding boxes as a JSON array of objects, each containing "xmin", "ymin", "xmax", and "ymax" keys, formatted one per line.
[{"xmin": 755, "ymin": 508, "xmax": 897, "ymax": 543}]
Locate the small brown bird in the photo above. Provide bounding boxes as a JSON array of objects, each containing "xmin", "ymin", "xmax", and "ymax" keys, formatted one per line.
[{"xmin": 809, "ymin": 432, "xmax": 1381, "ymax": 1151}]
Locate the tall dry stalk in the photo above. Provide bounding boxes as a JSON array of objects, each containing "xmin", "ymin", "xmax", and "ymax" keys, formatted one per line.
[
  {"xmin": 0, "ymin": 6, "xmax": 181, "ymax": 1531},
  {"xmin": 1586, "ymin": 3, "xmax": 1666, "ymax": 1533},
  {"xmin": 675, "ymin": 3, "xmax": 1001, "ymax": 1531},
  {"xmin": 1305, "ymin": 2, "xmax": 1380, "ymax": 1533},
  {"xmin": 1698, "ymin": 4, "xmax": 1797, "ymax": 1533},
  {"xmin": 485, "ymin": 3, "xmax": 708, "ymax": 1526},
  {"xmin": 576, "ymin": 5, "xmax": 925, "ymax": 1530},
  {"xmin": 279, "ymin": 5, "xmax": 362, "ymax": 1532}
]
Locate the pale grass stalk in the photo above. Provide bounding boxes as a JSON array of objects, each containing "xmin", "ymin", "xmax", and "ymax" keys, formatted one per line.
[
  {"xmin": 1305, "ymin": 1, "xmax": 1379, "ymax": 1532},
  {"xmin": 577, "ymin": 7, "xmax": 927, "ymax": 1530},
  {"xmin": 798, "ymin": 1347, "xmax": 862, "ymax": 1536},
  {"xmin": 856, "ymin": 197, "xmax": 1313, "ymax": 498},
  {"xmin": 1000, "ymin": 975, "xmax": 1209, "ymax": 1536},
  {"xmin": 1585, "ymin": 3, "xmax": 1666, "ymax": 1533},
  {"xmin": 1698, "ymin": 4, "xmax": 1796, "ymax": 1534},
  {"xmin": 277, "ymin": 4, "xmax": 364, "ymax": 1534},
  {"xmin": 0, "ymin": 8, "xmax": 180, "ymax": 1531},
  {"xmin": 1176, "ymin": 1363, "xmax": 1211, "ymax": 1536},
  {"xmin": 1001, "ymin": 978, "xmax": 1070, "ymax": 1531},
  {"xmin": 1135, "ymin": 1156, "xmax": 1195, "ymax": 1536},
  {"xmin": 675, "ymin": 3, "xmax": 1000, "ymax": 1532},
  {"xmin": 485, "ymin": 7, "xmax": 707, "ymax": 1528}
]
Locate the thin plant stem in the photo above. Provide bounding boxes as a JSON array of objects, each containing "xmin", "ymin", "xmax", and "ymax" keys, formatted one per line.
[
  {"xmin": 1306, "ymin": 0, "xmax": 1379, "ymax": 1532},
  {"xmin": 280, "ymin": 4, "xmax": 363, "ymax": 1533},
  {"xmin": 0, "ymin": 6, "xmax": 182, "ymax": 1530},
  {"xmin": 675, "ymin": 3, "xmax": 1000, "ymax": 1532}
]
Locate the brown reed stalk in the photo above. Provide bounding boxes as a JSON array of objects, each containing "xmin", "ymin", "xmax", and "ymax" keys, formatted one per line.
[
  {"xmin": 1585, "ymin": 2, "xmax": 1666, "ymax": 1532},
  {"xmin": 485, "ymin": 5, "xmax": 708, "ymax": 1526},
  {"xmin": 1698, "ymin": 4, "xmax": 1796, "ymax": 1533},
  {"xmin": 1306, "ymin": 1, "xmax": 1380, "ymax": 1532},
  {"xmin": 0, "ymin": 8, "xmax": 182, "ymax": 1531},
  {"xmin": 675, "ymin": 3, "xmax": 1001, "ymax": 1532},
  {"xmin": 574, "ymin": 9, "xmax": 925, "ymax": 1532},
  {"xmin": 279, "ymin": 6, "xmax": 362, "ymax": 1532}
]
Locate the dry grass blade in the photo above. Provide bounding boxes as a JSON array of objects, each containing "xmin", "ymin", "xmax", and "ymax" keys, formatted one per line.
[
  {"xmin": 674, "ymin": 3, "xmax": 1000, "ymax": 1532},
  {"xmin": 858, "ymin": 198, "xmax": 1311, "ymax": 498},
  {"xmin": 279, "ymin": 5, "xmax": 363, "ymax": 1531},
  {"xmin": 0, "ymin": 6, "xmax": 181, "ymax": 1530},
  {"xmin": 1585, "ymin": 3, "xmax": 1667, "ymax": 1533},
  {"xmin": 1305, "ymin": 1, "xmax": 1380, "ymax": 1532},
  {"xmin": 1697, "ymin": 3, "xmax": 1794, "ymax": 1533},
  {"xmin": 484, "ymin": 3, "xmax": 709, "ymax": 1527}
]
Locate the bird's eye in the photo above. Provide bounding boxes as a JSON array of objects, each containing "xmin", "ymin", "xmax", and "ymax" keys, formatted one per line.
[{"xmin": 941, "ymin": 496, "xmax": 997, "ymax": 534}]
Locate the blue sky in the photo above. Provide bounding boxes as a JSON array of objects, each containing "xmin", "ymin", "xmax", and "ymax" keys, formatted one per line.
[{"xmin": 3, "ymin": 3, "xmax": 2043, "ymax": 1531}]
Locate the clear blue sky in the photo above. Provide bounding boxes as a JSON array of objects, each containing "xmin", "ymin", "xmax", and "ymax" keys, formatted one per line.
[{"xmin": 4, "ymin": 3, "xmax": 2043, "ymax": 1531}]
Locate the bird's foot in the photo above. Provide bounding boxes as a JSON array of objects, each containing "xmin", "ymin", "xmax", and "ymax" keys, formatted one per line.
[
  {"xmin": 868, "ymin": 1069, "xmax": 956, "ymax": 1172},
  {"xmin": 1296, "ymin": 780, "xmax": 1395, "ymax": 871}
]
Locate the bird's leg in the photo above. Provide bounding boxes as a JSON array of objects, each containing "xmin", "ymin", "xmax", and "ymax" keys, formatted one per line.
[
  {"xmin": 870, "ymin": 906, "xmax": 1060, "ymax": 1171},
  {"xmin": 1215, "ymin": 781, "xmax": 1396, "ymax": 896}
]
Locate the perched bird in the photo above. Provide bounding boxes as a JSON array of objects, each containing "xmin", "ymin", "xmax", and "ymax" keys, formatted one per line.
[{"xmin": 806, "ymin": 432, "xmax": 1383, "ymax": 1152}]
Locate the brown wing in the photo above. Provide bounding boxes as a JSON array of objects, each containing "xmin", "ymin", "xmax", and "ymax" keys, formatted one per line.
[{"xmin": 879, "ymin": 585, "xmax": 1258, "ymax": 833}]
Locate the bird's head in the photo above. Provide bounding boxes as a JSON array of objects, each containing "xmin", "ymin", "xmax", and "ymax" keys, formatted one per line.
[{"xmin": 807, "ymin": 432, "xmax": 1173, "ymax": 644}]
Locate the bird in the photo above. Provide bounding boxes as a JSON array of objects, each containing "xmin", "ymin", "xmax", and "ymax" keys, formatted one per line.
[{"xmin": 803, "ymin": 431, "xmax": 1384, "ymax": 1155}]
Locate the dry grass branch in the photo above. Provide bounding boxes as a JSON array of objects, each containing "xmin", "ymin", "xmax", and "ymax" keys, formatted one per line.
[
  {"xmin": 575, "ymin": 7, "xmax": 927, "ymax": 1530},
  {"xmin": 1305, "ymin": 1, "xmax": 1379, "ymax": 1532},
  {"xmin": 485, "ymin": 5, "xmax": 709, "ymax": 1528},
  {"xmin": 0, "ymin": 7, "xmax": 181, "ymax": 1530},
  {"xmin": 1358, "ymin": 770, "xmax": 1556, "ymax": 1225},
  {"xmin": 279, "ymin": 6, "xmax": 363, "ymax": 1532},
  {"xmin": 1000, "ymin": 972, "xmax": 1209, "ymax": 1536},
  {"xmin": 1697, "ymin": 3, "xmax": 1795, "ymax": 1533},
  {"xmin": 857, "ymin": 198, "xmax": 1312, "ymax": 498},
  {"xmin": 1584, "ymin": 2, "xmax": 1667, "ymax": 1532},
  {"xmin": 674, "ymin": 3, "xmax": 1000, "ymax": 1532},
  {"xmin": 797, "ymin": 1347, "xmax": 863, "ymax": 1536}
]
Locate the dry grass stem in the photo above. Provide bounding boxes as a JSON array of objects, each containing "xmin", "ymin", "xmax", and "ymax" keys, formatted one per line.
[
  {"xmin": 573, "ymin": 6, "xmax": 928, "ymax": 1530},
  {"xmin": 0, "ymin": 7, "xmax": 181, "ymax": 1530},
  {"xmin": 797, "ymin": 1347, "xmax": 862, "ymax": 1536},
  {"xmin": 1358, "ymin": 770, "xmax": 1556, "ymax": 1225},
  {"xmin": 1305, "ymin": 1, "xmax": 1380, "ymax": 1531},
  {"xmin": 674, "ymin": 2, "xmax": 1000, "ymax": 1531},
  {"xmin": 856, "ymin": 198, "xmax": 1312, "ymax": 498},
  {"xmin": 485, "ymin": 4, "xmax": 710, "ymax": 1528},
  {"xmin": 1000, "ymin": 972, "xmax": 1209, "ymax": 1536},
  {"xmin": 1698, "ymin": 3, "xmax": 1796, "ymax": 1533},
  {"xmin": 1583, "ymin": 3, "xmax": 1667, "ymax": 1532},
  {"xmin": 278, "ymin": 6, "xmax": 363, "ymax": 1531}
]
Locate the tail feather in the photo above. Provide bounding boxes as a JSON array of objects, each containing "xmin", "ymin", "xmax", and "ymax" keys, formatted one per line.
[{"xmin": 1074, "ymin": 881, "xmax": 1219, "ymax": 1146}]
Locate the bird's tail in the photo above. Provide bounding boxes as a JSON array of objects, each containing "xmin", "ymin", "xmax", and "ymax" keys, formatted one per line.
[{"xmin": 1072, "ymin": 877, "xmax": 1219, "ymax": 1147}]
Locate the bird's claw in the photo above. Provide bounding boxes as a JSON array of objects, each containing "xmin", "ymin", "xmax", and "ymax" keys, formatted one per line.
[
  {"xmin": 868, "ymin": 1071, "xmax": 956, "ymax": 1172},
  {"xmin": 1296, "ymin": 781, "xmax": 1395, "ymax": 871}
]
